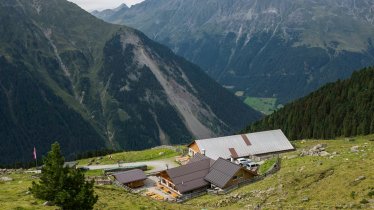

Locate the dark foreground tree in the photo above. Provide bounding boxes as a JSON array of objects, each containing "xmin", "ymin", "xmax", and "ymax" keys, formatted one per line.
[{"xmin": 30, "ymin": 142, "xmax": 98, "ymax": 210}]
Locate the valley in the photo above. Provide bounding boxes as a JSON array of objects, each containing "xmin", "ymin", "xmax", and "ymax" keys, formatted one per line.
[
  {"xmin": 93, "ymin": 0, "xmax": 374, "ymax": 104},
  {"xmin": 1, "ymin": 1, "xmax": 374, "ymax": 208},
  {"xmin": 246, "ymin": 67, "xmax": 374, "ymax": 140}
]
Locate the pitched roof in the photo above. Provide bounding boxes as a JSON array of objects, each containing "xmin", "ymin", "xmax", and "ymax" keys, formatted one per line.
[
  {"xmin": 188, "ymin": 153, "xmax": 215, "ymax": 166},
  {"xmin": 166, "ymin": 158, "xmax": 211, "ymax": 193},
  {"xmin": 204, "ymin": 158, "xmax": 241, "ymax": 188},
  {"xmin": 112, "ymin": 169, "xmax": 147, "ymax": 184},
  {"xmin": 193, "ymin": 129, "xmax": 294, "ymax": 160}
]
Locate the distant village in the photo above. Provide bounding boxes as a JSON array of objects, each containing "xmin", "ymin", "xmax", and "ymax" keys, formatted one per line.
[{"xmin": 82, "ymin": 129, "xmax": 294, "ymax": 202}]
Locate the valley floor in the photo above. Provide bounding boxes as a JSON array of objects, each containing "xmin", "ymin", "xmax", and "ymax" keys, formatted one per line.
[{"xmin": 0, "ymin": 135, "xmax": 373, "ymax": 209}]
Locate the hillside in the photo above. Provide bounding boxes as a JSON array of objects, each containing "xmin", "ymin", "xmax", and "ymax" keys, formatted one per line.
[
  {"xmin": 93, "ymin": 0, "xmax": 374, "ymax": 104},
  {"xmin": 1, "ymin": 135, "xmax": 373, "ymax": 209},
  {"xmin": 245, "ymin": 67, "xmax": 374, "ymax": 140},
  {"xmin": 0, "ymin": 0, "xmax": 261, "ymax": 164}
]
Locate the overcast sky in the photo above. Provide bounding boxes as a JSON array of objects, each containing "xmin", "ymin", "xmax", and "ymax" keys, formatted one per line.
[{"xmin": 68, "ymin": 0, "xmax": 144, "ymax": 11}]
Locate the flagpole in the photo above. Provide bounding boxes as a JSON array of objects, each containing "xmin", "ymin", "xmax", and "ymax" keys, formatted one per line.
[{"xmin": 33, "ymin": 146, "xmax": 37, "ymax": 168}]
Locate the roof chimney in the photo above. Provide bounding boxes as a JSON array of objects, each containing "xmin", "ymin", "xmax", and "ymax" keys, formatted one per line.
[
  {"xmin": 230, "ymin": 156, "xmax": 234, "ymax": 163},
  {"xmin": 202, "ymin": 149, "xmax": 206, "ymax": 156}
]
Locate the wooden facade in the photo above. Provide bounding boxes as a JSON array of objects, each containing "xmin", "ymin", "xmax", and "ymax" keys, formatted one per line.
[
  {"xmin": 222, "ymin": 168, "xmax": 256, "ymax": 189},
  {"xmin": 125, "ymin": 180, "xmax": 145, "ymax": 188},
  {"xmin": 158, "ymin": 171, "xmax": 181, "ymax": 197},
  {"xmin": 188, "ymin": 142, "xmax": 200, "ymax": 156}
]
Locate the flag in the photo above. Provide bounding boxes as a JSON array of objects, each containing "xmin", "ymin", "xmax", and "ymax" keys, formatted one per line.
[{"xmin": 33, "ymin": 146, "xmax": 37, "ymax": 160}]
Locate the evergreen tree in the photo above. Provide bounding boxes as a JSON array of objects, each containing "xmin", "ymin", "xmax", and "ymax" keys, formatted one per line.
[
  {"xmin": 55, "ymin": 169, "xmax": 98, "ymax": 210},
  {"xmin": 30, "ymin": 142, "xmax": 67, "ymax": 201},
  {"xmin": 30, "ymin": 142, "xmax": 98, "ymax": 210},
  {"xmin": 244, "ymin": 67, "xmax": 374, "ymax": 140}
]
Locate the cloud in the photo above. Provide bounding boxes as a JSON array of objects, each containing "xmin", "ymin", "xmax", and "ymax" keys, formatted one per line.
[{"xmin": 68, "ymin": 0, "xmax": 144, "ymax": 11}]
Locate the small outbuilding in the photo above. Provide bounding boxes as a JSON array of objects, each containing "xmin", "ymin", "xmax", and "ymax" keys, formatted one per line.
[
  {"xmin": 63, "ymin": 161, "xmax": 78, "ymax": 169},
  {"xmin": 112, "ymin": 169, "xmax": 147, "ymax": 188}
]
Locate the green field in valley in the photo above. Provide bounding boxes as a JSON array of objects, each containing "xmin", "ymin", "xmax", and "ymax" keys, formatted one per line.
[
  {"xmin": 244, "ymin": 97, "xmax": 282, "ymax": 115},
  {"xmin": 1, "ymin": 135, "xmax": 373, "ymax": 209}
]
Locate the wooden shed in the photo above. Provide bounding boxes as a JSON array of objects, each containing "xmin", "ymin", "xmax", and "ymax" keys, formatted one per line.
[{"xmin": 112, "ymin": 169, "xmax": 147, "ymax": 188}]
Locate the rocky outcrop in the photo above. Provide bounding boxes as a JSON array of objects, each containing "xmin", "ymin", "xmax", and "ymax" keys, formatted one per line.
[{"xmin": 300, "ymin": 144, "xmax": 331, "ymax": 157}]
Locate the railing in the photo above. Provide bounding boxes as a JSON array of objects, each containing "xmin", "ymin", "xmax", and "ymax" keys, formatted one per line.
[
  {"xmin": 176, "ymin": 190, "xmax": 207, "ymax": 203},
  {"xmin": 112, "ymin": 179, "xmax": 135, "ymax": 193},
  {"xmin": 86, "ymin": 176, "xmax": 112, "ymax": 185}
]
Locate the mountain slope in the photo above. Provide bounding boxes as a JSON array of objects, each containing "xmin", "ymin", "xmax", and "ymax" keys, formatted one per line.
[
  {"xmin": 244, "ymin": 67, "xmax": 374, "ymax": 140},
  {"xmin": 0, "ymin": 0, "xmax": 261, "ymax": 164},
  {"xmin": 93, "ymin": 0, "xmax": 374, "ymax": 104}
]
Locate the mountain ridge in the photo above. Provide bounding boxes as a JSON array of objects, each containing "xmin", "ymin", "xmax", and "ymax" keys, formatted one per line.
[
  {"xmin": 0, "ymin": 0, "xmax": 261, "ymax": 164},
  {"xmin": 93, "ymin": 0, "xmax": 374, "ymax": 103}
]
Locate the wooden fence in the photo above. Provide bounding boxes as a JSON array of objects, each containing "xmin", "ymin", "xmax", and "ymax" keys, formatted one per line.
[
  {"xmin": 86, "ymin": 176, "xmax": 112, "ymax": 185},
  {"xmin": 112, "ymin": 179, "xmax": 135, "ymax": 193},
  {"xmin": 176, "ymin": 190, "xmax": 207, "ymax": 203}
]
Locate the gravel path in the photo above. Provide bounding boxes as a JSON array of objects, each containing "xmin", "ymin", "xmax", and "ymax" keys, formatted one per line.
[{"xmin": 82, "ymin": 157, "xmax": 179, "ymax": 173}]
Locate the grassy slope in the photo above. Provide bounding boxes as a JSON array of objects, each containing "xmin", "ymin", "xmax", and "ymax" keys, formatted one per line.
[
  {"xmin": 78, "ymin": 147, "xmax": 181, "ymax": 165},
  {"xmin": 0, "ymin": 173, "xmax": 55, "ymax": 210},
  {"xmin": 1, "ymin": 135, "xmax": 373, "ymax": 209},
  {"xmin": 186, "ymin": 135, "xmax": 374, "ymax": 209},
  {"xmin": 0, "ymin": 173, "xmax": 190, "ymax": 210}
]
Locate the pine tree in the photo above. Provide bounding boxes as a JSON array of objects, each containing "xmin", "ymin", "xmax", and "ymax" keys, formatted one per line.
[
  {"xmin": 55, "ymin": 169, "xmax": 98, "ymax": 210},
  {"xmin": 30, "ymin": 142, "xmax": 98, "ymax": 210},
  {"xmin": 30, "ymin": 142, "xmax": 67, "ymax": 201}
]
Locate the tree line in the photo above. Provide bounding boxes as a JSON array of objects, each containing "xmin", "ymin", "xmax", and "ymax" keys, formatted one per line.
[{"xmin": 244, "ymin": 67, "xmax": 374, "ymax": 140}]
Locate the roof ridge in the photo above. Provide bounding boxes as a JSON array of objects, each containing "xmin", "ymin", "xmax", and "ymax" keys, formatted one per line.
[
  {"xmin": 167, "ymin": 158, "xmax": 211, "ymax": 179},
  {"xmin": 210, "ymin": 158, "xmax": 240, "ymax": 176},
  {"xmin": 171, "ymin": 167, "xmax": 210, "ymax": 179},
  {"xmin": 195, "ymin": 129, "xmax": 282, "ymax": 142}
]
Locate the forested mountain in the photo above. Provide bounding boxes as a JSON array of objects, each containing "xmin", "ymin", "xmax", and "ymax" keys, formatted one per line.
[
  {"xmin": 93, "ymin": 0, "xmax": 374, "ymax": 104},
  {"xmin": 0, "ymin": 0, "xmax": 261, "ymax": 164},
  {"xmin": 245, "ymin": 67, "xmax": 374, "ymax": 140}
]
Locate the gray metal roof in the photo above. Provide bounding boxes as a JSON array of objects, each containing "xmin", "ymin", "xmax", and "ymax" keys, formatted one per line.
[
  {"xmin": 204, "ymin": 158, "xmax": 241, "ymax": 188},
  {"xmin": 112, "ymin": 169, "xmax": 147, "ymax": 184},
  {"xmin": 63, "ymin": 161, "xmax": 77, "ymax": 168},
  {"xmin": 194, "ymin": 129, "xmax": 294, "ymax": 160},
  {"xmin": 166, "ymin": 158, "xmax": 210, "ymax": 193}
]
